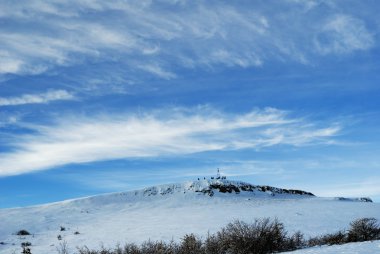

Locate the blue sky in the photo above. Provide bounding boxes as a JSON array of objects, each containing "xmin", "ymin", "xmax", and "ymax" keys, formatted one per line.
[{"xmin": 1, "ymin": 0, "xmax": 380, "ymax": 208}]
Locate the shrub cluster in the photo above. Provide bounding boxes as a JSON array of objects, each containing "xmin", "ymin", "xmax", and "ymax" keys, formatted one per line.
[
  {"xmin": 308, "ymin": 217, "xmax": 380, "ymax": 247},
  {"xmin": 348, "ymin": 217, "xmax": 380, "ymax": 242},
  {"xmin": 74, "ymin": 217, "xmax": 380, "ymax": 254},
  {"xmin": 76, "ymin": 218, "xmax": 304, "ymax": 254}
]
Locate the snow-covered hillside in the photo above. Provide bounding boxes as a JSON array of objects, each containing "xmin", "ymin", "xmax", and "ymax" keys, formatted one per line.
[
  {"xmin": 0, "ymin": 179, "xmax": 379, "ymax": 254},
  {"xmin": 283, "ymin": 240, "xmax": 380, "ymax": 254}
]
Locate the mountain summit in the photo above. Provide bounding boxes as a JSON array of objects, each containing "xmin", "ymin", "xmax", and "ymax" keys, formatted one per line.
[{"xmin": 139, "ymin": 179, "xmax": 315, "ymax": 198}]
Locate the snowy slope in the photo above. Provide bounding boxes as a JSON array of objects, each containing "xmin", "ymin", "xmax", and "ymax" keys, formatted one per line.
[
  {"xmin": 0, "ymin": 179, "xmax": 379, "ymax": 254},
  {"xmin": 283, "ymin": 240, "xmax": 380, "ymax": 254}
]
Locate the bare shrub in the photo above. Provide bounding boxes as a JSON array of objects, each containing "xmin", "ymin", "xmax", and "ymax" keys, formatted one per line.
[
  {"xmin": 56, "ymin": 241, "xmax": 69, "ymax": 254},
  {"xmin": 308, "ymin": 230, "xmax": 346, "ymax": 247},
  {"xmin": 347, "ymin": 218, "xmax": 380, "ymax": 242},
  {"xmin": 77, "ymin": 246, "xmax": 99, "ymax": 254},
  {"xmin": 179, "ymin": 234, "xmax": 203, "ymax": 254},
  {"xmin": 286, "ymin": 231, "xmax": 305, "ymax": 250},
  {"xmin": 322, "ymin": 231, "xmax": 347, "ymax": 245},
  {"xmin": 122, "ymin": 243, "xmax": 141, "ymax": 254},
  {"xmin": 216, "ymin": 218, "xmax": 292, "ymax": 254},
  {"xmin": 204, "ymin": 233, "xmax": 220, "ymax": 254},
  {"xmin": 140, "ymin": 240, "xmax": 174, "ymax": 254}
]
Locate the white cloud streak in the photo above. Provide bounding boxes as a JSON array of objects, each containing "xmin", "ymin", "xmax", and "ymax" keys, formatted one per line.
[
  {"xmin": 0, "ymin": 107, "xmax": 340, "ymax": 176},
  {"xmin": 0, "ymin": 115, "xmax": 18, "ymax": 127},
  {"xmin": 0, "ymin": 90, "xmax": 75, "ymax": 106},
  {"xmin": 0, "ymin": 1, "xmax": 376, "ymax": 77},
  {"xmin": 138, "ymin": 64, "xmax": 177, "ymax": 79},
  {"xmin": 315, "ymin": 14, "xmax": 374, "ymax": 55}
]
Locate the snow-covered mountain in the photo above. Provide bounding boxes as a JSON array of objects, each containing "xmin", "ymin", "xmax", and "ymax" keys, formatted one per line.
[
  {"xmin": 0, "ymin": 179, "xmax": 379, "ymax": 254},
  {"xmin": 131, "ymin": 179, "xmax": 316, "ymax": 197}
]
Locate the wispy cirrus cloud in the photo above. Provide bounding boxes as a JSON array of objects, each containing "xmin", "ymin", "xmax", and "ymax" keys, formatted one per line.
[
  {"xmin": 315, "ymin": 14, "xmax": 375, "ymax": 55},
  {"xmin": 138, "ymin": 64, "xmax": 177, "ymax": 80},
  {"xmin": 0, "ymin": 107, "xmax": 341, "ymax": 177},
  {"xmin": 0, "ymin": 90, "xmax": 75, "ymax": 106},
  {"xmin": 0, "ymin": 0, "xmax": 376, "ymax": 79},
  {"xmin": 0, "ymin": 115, "xmax": 18, "ymax": 127}
]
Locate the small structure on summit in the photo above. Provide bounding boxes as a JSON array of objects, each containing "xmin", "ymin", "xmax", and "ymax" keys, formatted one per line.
[
  {"xmin": 216, "ymin": 168, "xmax": 227, "ymax": 180},
  {"xmin": 201, "ymin": 168, "xmax": 227, "ymax": 181},
  {"xmin": 216, "ymin": 168, "xmax": 221, "ymax": 179}
]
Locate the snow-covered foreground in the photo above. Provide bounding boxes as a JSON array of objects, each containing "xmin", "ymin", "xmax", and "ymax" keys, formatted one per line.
[
  {"xmin": 283, "ymin": 240, "xmax": 380, "ymax": 254},
  {"xmin": 1, "ymin": 179, "xmax": 379, "ymax": 254}
]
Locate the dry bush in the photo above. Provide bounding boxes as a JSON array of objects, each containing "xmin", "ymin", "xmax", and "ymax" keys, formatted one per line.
[
  {"xmin": 56, "ymin": 241, "xmax": 69, "ymax": 254},
  {"xmin": 216, "ymin": 218, "xmax": 296, "ymax": 254},
  {"xmin": 74, "ymin": 218, "xmax": 380, "ymax": 254},
  {"xmin": 347, "ymin": 218, "xmax": 380, "ymax": 242},
  {"xmin": 308, "ymin": 230, "xmax": 346, "ymax": 247},
  {"xmin": 178, "ymin": 234, "xmax": 203, "ymax": 254}
]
